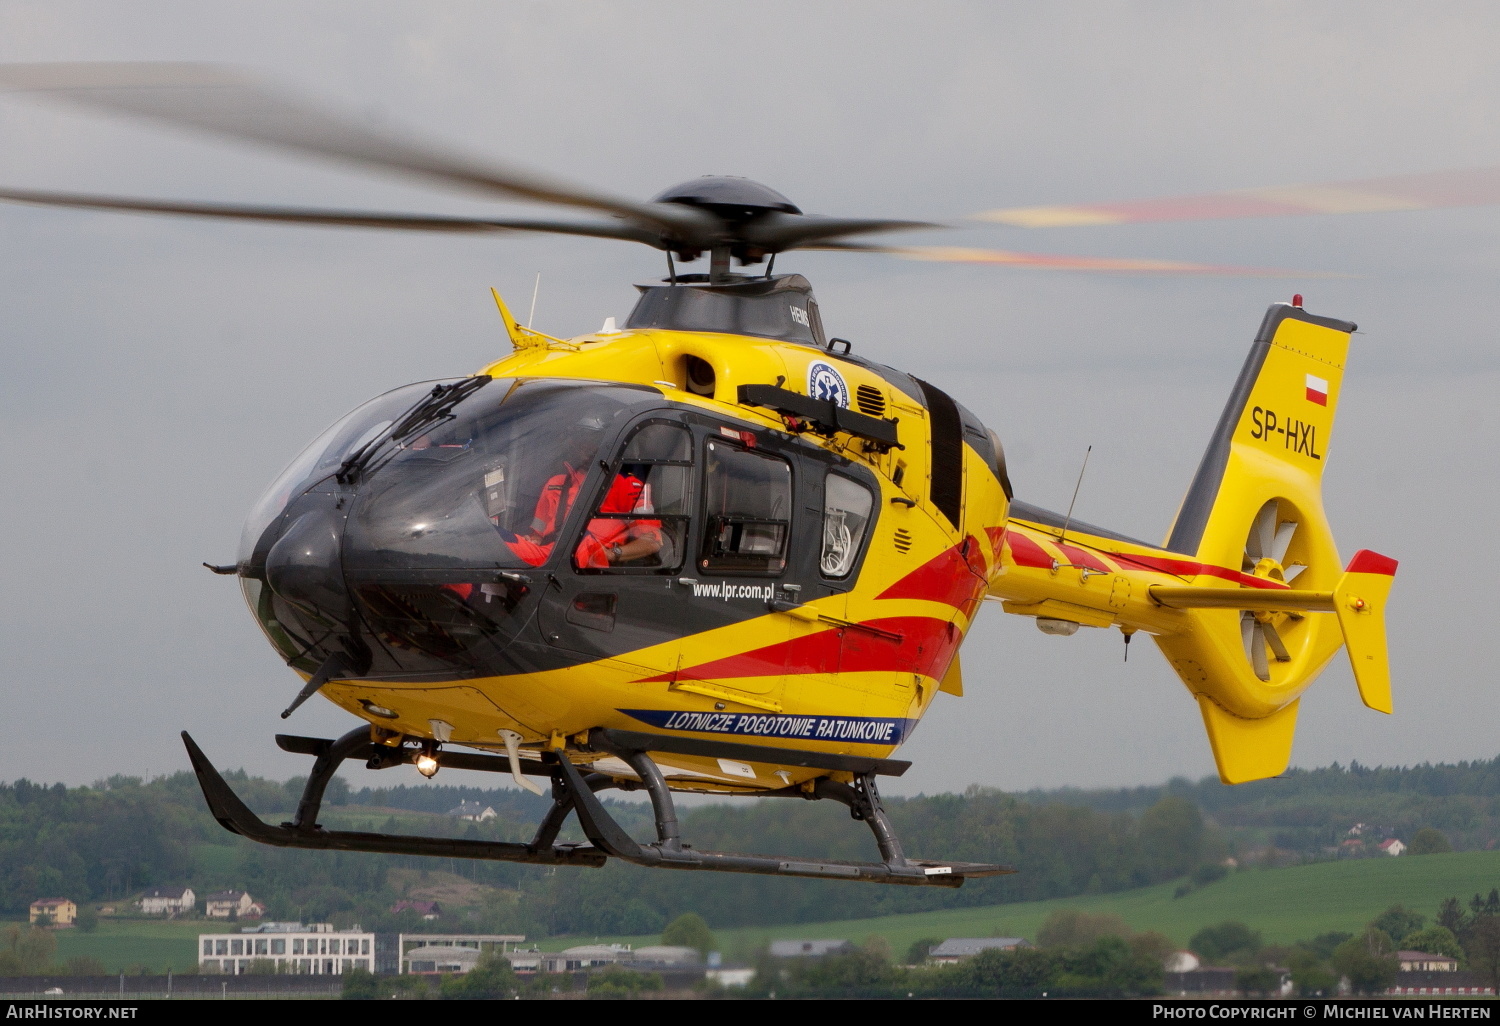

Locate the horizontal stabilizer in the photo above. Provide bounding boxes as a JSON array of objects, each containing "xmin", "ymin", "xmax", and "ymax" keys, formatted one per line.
[
  {"xmin": 1150, "ymin": 585, "xmax": 1335, "ymax": 612},
  {"xmin": 1197, "ymin": 696, "xmax": 1300, "ymax": 784}
]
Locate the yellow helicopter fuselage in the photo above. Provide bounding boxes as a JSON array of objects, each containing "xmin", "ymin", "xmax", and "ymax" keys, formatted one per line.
[{"xmin": 295, "ymin": 289, "xmax": 1394, "ymax": 794}]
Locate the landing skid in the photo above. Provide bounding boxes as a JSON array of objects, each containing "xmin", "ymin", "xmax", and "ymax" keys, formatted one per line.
[{"xmin": 181, "ymin": 729, "xmax": 1011, "ymax": 887}]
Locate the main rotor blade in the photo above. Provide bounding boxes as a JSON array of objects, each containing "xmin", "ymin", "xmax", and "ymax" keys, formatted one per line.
[
  {"xmin": 0, "ymin": 62, "xmax": 711, "ymax": 241},
  {"xmin": 976, "ymin": 165, "xmax": 1500, "ymax": 228},
  {"xmin": 743, "ymin": 213, "xmax": 942, "ymax": 250},
  {"xmin": 816, "ymin": 242, "xmax": 1331, "ymax": 276},
  {"xmin": 0, "ymin": 186, "xmax": 664, "ymax": 243}
]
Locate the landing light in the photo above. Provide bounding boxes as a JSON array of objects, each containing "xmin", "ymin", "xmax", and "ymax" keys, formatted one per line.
[{"xmin": 415, "ymin": 744, "xmax": 440, "ymax": 778}]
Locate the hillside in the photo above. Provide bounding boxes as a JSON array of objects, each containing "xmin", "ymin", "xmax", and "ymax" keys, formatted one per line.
[
  {"xmin": 665, "ymin": 849, "xmax": 1500, "ymax": 958},
  {"xmin": 28, "ymin": 850, "xmax": 1500, "ymax": 971},
  {"xmin": 1, "ymin": 754, "xmax": 1496, "ymax": 952}
]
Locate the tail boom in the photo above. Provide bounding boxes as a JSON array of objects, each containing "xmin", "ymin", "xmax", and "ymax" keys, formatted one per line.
[{"xmin": 986, "ymin": 302, "xmax": 1396, "ymax": 784}]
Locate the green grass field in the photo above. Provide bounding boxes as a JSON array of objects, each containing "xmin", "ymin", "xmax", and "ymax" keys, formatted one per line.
[
  {"xmin": 557, "ymin": 850, "xmax": 1500, "ymax": 958},
  {"xmin": 24, "ymin": 850, "xmax": 1500, "ymax": 969},
  {"xmin": 48, "ymin": 919, "xmax": 205, "ymax": 973}
]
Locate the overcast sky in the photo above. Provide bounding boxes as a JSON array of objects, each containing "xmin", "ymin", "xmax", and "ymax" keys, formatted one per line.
[{"xmin": 1, "ymin": 1, "xmax": 1497, "ymax": 796}]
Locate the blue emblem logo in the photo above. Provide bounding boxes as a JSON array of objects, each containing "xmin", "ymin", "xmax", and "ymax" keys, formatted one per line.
[{"xmin": 807, "ymin": 361, "xmax": 849, "ymax": 407}]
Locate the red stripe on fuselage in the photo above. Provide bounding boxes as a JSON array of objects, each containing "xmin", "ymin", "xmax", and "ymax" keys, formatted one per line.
[
  {"xmin": 1055, "ymin": 542, "xmax": 1112, "ymax": 573},
  {"xmin": 1003, "ymin": 524, "xmax": 1289, "ymax": 590},
  {"xmin": 877, "ymin": 537, "xmax": 989, "ymax": 618},
  {"xmin": 1003, "ymin": 529, "xmax": 1055, "ymax": 569},
  {"xmin": 1100, "ymin": 550, "xmax": 1290, "ymax": 589},
  {"xmin": 636, "ymin": 616, "xmax": 961, "ymax": 684}
]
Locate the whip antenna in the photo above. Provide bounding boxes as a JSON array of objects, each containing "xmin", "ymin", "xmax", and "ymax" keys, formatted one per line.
[
  {"xmin": 527, "ymin": 272, "xmax": 541, "ymax": 328},
  {"xmin": 1058, "ymin": 445, "xmax": 1092, "ymax": 548}
]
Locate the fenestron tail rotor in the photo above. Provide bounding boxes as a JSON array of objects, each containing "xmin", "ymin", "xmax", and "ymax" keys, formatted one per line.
[{"xmin": 1239, "ymin": 501, "xmax": 1307, "ymax": 682}]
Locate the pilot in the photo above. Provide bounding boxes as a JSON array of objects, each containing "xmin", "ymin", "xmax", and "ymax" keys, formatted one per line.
[
  {"xmin": 498, "ymin": 423, "xmax": 663, "ymax": 568},
  {"xmin": 573, "ymin": 463, "xmax": 663, "ymax": 569}
]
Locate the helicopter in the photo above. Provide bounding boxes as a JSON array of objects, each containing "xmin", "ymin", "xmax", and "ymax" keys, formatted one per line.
[{"xmin": 0, "ymin": 63, "xmax": 1412, "ymax": 887}]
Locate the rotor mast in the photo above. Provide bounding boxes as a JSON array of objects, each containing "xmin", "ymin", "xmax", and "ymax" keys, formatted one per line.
[{"xmin": 709, "ymin": 243, "xmax": 733, "ymax": 284}]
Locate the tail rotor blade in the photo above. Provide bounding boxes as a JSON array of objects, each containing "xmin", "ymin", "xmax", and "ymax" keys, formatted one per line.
[
  {"xmin": 1248, "ymin": 504, "xmax": 1277, "ymax": 562},
  {"xmin": 1262, "ymin": 622, "xmax": 1292, "ymax": 663},
  {"xmin": 1272, "ymin": 521, "xmax": 1298, "ymax": 564},
  {"xmin": 1249, "ymin": 620, "xmax": 1271, "ymax": 681}
]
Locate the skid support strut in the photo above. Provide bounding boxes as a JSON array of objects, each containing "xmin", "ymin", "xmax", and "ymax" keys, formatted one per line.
[{"xmin": 181, "ymin": 729, "xmax": 1010, "ymax": 886}]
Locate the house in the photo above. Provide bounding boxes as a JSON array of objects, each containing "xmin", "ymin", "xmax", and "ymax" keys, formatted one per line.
[
  {"xmin": 137, "ymin": 886, "xmax": 195, "ymax": 916},
  {"xmin": 448, "ymin": 801, "xmax": 497, "ymax": 822},
  {"xmin": 1398, "ymin": 950, "xmax": 1460, "ymax": 972},
  {"xmin": 28, "ymin": 899, "xmax": 75, "ymax": 926},
  {"xmin": 927, "ymin": 938, "xmax": 1032, "ymax": 963},
  {"xmin": 769, "ymin": 939, "xmax": 855, "ymax": 958},
  {"xmin": 392, "ymin": 900, "xmax": 441, "ymax": 920},
  {"xmin": 203, "ymin": 890, "xmax": 256, "ymax": 919},
  {"xmin": 1378, "ymin": 838, "xmax": 1407, "ymax": 857},
  {"xmin": 203, "ymin": 890, "xmax": 253, "ymax": 918},
  {"xmin": 1165, "ymin": 951, "xmax": 1201, "ymax": 973}
]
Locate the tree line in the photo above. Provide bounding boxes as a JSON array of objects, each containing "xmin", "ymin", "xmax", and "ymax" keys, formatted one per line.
[{"xmin": 0, "ymin": 753, "xmax": 1494, "ymax": 940}]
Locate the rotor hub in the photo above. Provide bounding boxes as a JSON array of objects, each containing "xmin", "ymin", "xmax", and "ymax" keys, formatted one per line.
[{"xmin": 652, "ymin": 176, "xmax": 802, "ymax": 220}]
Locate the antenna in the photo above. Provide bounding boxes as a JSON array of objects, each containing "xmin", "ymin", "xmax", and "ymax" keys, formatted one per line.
[
  {"xmin": 1057, "ymin": 445, "xmax": 1093, "ymax": 548},
  {"xmin": 527, "ymin": 272, "xmax": 541, "ymax": 329}
]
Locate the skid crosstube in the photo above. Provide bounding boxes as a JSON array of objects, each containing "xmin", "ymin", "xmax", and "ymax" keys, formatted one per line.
[{"xmin": 180, "ymin": 728, "xmax": 1011, "ymax": 887}]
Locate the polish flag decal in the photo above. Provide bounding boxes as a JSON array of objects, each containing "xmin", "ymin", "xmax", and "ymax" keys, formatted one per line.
[{"xmin": 1305, "ymin": 374, "xmax": 1329, "ymax": 406}]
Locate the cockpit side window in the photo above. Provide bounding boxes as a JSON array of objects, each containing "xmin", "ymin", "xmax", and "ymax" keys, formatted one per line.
[
  {"xmin": 700, "ymin": 438, "xmax": 791, "ymax": 576},
  {"xmin": 573, "ymin": 421, "xmax": 694, "ymax": 572},
  {"xmin": 820, "ymin": 472, "xmax": 874, "ymax": 578}
]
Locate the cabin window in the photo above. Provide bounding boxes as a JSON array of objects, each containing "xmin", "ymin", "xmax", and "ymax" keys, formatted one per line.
[
  {"xmin": 820, "ymin": 473, "xmax": 874, "ymax": 578},
  {"xmin": 700, "ymin": 439, "xmax": 791, "ymax": 575},
  {"xmin": 573, "ymin": 421, "xmax": 693, "ymax": 572}
]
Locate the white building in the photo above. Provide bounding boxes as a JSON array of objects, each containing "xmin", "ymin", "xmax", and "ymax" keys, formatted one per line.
[
  {"xmin": 538, "ymin": 944, "xmax": 632, "ymax": 972},
  {"xmin": 448, "ymin": 801, "xmax": 497, "ymax": 822},
  {"xmin": 1398, "ymin": 950, "xmax": 1460, "ymax": 972},
  {"xmin": 1165, "ymin": 951, "xmax": 1202, "ymax": 973},
  {"xmin": 400, "ymin": 934, "xmax": 525, "ymax": 974},
  {"xmin": 199, "ymin": 922, "xmax": 373, "ymax": 975},
  {"xmin": 1379, "ymin": 838, "xmax": 1407, "ymax": 856},
  {"xmin": 138, "ymin": 886, "xmax": 195, "ymax": 916},
  {"xmin": 769, "ymin": 939, "xmax": 854, "ymax": 958},
  {"xmin": 632, "ymin": 946, "xmax": 699, "ymax": 965},
  {"xmin": 927, "ymin": 938, "xmax": 1031, "ymax": 964}
]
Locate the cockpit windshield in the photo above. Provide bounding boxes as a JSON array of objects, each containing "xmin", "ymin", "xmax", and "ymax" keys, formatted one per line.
[
  {"xmin": 342, "ymin": 379, "xmax": 659, "ymax": 571},
  {"xmin": 239, "ymin": 379, "xmax": 456, "ymax": 564}
]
